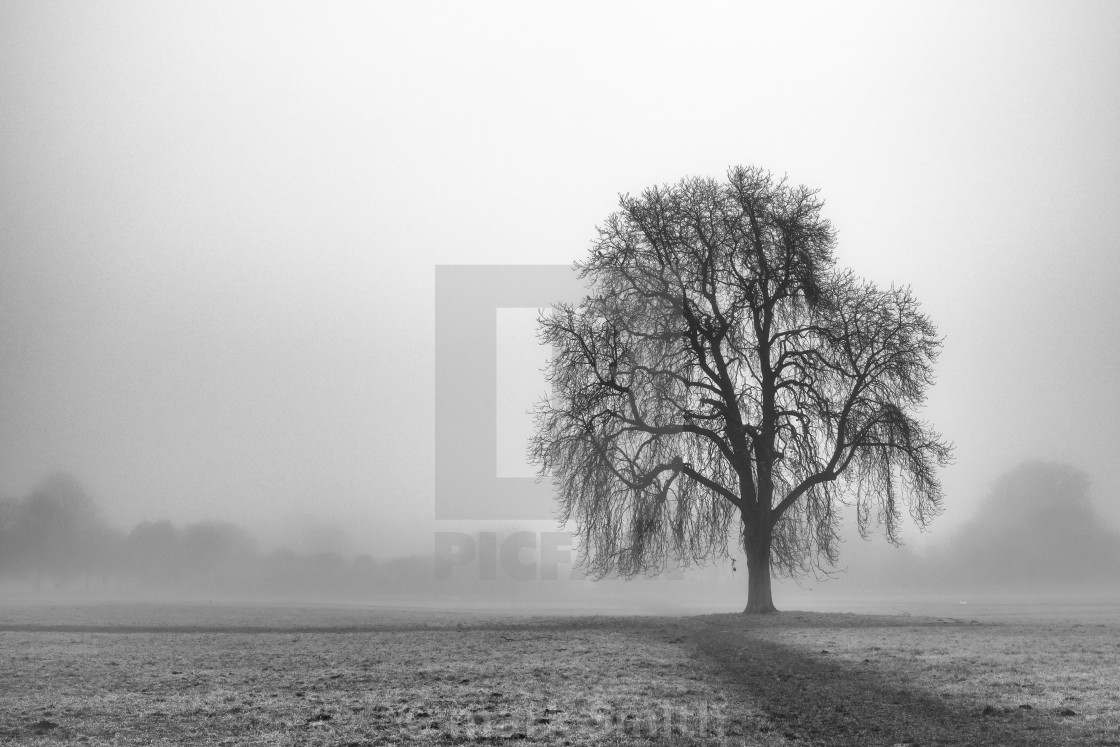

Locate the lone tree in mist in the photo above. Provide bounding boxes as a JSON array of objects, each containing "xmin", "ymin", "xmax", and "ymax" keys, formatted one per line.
[{"xmin": 531, "ymin": 166, "xmax": 951, "ymax": 613}]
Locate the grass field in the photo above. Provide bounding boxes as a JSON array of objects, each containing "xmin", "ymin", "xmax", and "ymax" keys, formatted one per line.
[{"xmin": 0, "ymin": 601, "xmax": 1117, "ymax": 745}]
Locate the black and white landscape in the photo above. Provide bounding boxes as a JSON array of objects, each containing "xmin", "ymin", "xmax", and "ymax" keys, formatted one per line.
[{"xmin": 2, "ymin": 2, "xmax": 1119, "ymax": 745}]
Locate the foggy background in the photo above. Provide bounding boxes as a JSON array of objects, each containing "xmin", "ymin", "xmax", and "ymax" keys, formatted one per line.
[{"xmin": 2, "ymin": 2, "xmax": 1119, "ymax": 607}]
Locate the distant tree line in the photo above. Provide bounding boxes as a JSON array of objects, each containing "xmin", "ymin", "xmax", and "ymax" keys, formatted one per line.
[
  {"xmin": 0, "ymin": 473, "xmax": 434, "ymax": 598},
  {"xmin": 6, "ymin": 463, "xmax": 1114, "ymax": 602},
  {"xmin": 929, "ymin": 461, "xmax": 1120, "ymax": 592},
  {"xmin": 0, "ymin": 473, "xmax": 119, "ymax": 588},
  {"xmin": 846, "ymin": 461, "xmax": 1120, "ymax": 596}
]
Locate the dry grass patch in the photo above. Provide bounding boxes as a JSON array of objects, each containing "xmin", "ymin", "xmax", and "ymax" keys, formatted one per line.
[
  {"xmin": 3, "ymin": 604, "xmax": 1118, "ymax": 746},
  {"xmin": 0, "ymin": 616, "xmax": 786, "ymax": 746},
  {"xmin": 689, "ymin": 610, "xmax": 1120, "ymax": 746}
]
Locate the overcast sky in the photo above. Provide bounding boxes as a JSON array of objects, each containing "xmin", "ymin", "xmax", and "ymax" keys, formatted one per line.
[{"xmin": 2, "ymin": 1, "xmax": 1118, "ymax": 557}]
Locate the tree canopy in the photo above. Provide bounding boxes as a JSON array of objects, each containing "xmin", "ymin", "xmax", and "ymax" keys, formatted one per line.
[{"xmin": 531, "ymin": 166, "xmax": 951, "ymax": 612}]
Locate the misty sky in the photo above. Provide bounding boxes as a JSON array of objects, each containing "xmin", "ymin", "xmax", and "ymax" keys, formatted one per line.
[{"xmin": 2, "ymin": 1, "xmax": 1119, "ymax": 558}]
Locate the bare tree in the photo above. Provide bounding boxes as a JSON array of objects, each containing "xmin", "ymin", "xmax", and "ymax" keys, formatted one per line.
[{"xmin": 531, "ymin": 166, "xmax": 951, "ymax": 612}]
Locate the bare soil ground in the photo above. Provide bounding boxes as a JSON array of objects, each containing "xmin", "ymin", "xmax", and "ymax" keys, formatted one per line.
[{"xmin": 0, "ymin": 602, "xmax": 1117, "ymax": 745}]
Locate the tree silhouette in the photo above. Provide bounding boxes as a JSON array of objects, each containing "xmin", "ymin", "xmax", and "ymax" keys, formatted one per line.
[
  {"xmin": 16, "ymin": 473, "xmax": 103, "ymax": 586},
  {"xmin": 532, "ymin": 166, "xmax": 951, "ymax": 612},
  {"xmin": 0, "ymin": 496, "xmax": 20, "ymax": 575},
  {"xmin": 939, "ymin": 461, "xmax": 1120, "ymax": 589}
]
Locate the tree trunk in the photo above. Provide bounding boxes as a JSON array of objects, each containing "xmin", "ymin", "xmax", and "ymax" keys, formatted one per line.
[{"xmin": 743, "ymin": 528, "xmax": 777, "ymax": 614}]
